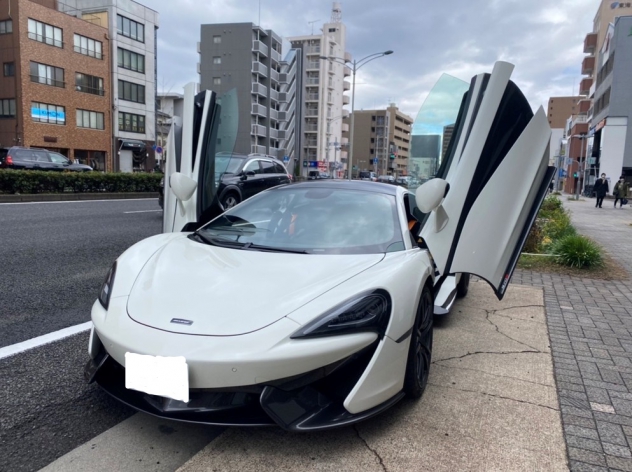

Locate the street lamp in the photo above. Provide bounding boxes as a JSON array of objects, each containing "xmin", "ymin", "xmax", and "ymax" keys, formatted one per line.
[
  {"xmin": 320, "ymin": 50, "xmax": 393, "ymax": 180},
  {"xmin": 572, "ymin": 133, "xmax": 588, "ymax": 200}
]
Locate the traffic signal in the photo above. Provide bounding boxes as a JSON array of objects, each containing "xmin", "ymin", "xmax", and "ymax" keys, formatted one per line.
[
  {"xmin": 389, "ymin": 154, "xmax": 395, "ymax": 159},
  {"xmin": 573, "ymin": 172, "xmax": 578, "ymax": 178}
]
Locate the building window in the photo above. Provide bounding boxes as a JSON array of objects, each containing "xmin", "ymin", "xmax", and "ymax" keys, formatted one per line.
[
  {"xmin": 119, "ymin": 112, "xmax": 145, "ymax": 133},
  {"xmin": 213, "ymin": 56, "xmax": 221, "ymax": 64},
  {"xmin": 0, "ymin": 19, "xmax": 12, "ymax": 34},
  {"xmin": 213, "ymin": 77, "xmax": 221, "ymax": 85},
  {"xmin": 30, "ymin": 62, "xmax": 65, "ymax": 88},
  {"xmin": 117, "ymin": 48, "xmax": 145, "ymax": 73},
  {"xmin": 118, "ymin": 80, "xmax": 145, "ymax": 103},
  {"xmin": 213, "ymin": 35, "xmax": 221, "ymax": 43},
  {"xmin": 27, "ymin": 19, "xmax": 62, "ymax": 48},
  {"xmin": 31, "ymin": 102, "xmax": 65, "ymax": 125},
  {"xmin": 116, "ymin": 14, "xmax": 144, "ymax": 42},
  {"xmin": 0, "ymin": 98, "xmax": 16, "ymax": 118},
  {"xmin": 76, "ymin": 72, "xmax": 105, "ymax": 96},
  {"xmin": 74, "ymin": 33, "xmax": 103, "ymax": 59},
  {"xmin": 76, "ymin": 109, "xmax": 104, "ymax": 130},
  {"xmin": 3, "ymin": 62, "xmax": 15, "ymax": 76}
]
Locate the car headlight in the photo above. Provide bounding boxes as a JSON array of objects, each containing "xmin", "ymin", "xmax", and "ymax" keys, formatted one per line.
[
  {"xmin": 98, "ymin": 262, "xmax": 117, "ymax": 310},
  {"xmin": 291, "ymin": 291, "xmax": 391, "ymax": 339}
]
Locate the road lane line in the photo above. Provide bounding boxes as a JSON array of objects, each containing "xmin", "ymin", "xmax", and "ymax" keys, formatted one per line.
[
  {"xmin": 124, "ymin": 209, "xmax": 163, "ymax": 214},
  {"xmin": 0, "ymin": 198, "xmax": 155, "ymax": 205},
  {"xmin": 0, "ymin": 321, "xmax": 91, "ymax": 360}
]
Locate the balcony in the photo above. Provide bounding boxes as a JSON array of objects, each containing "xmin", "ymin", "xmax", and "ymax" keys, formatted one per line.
[
  {"xmin": 344, "ymin": 51, "xmax": 352, "ymax": 62},
  {"xmin": 306, "ymin": 77, "xmax": 319, "ymax": 85},
  {"xmin": 306, "ymin": 46, "xmax": 321, "ymax": 55},
  {"xmin": 306, "ymin": 93, "xmax": 319, "ymax": 102},
  {"xmin": 304, "ymin": 122, "xmax": 318, "ymax": 133},
  {"xmin": 251, "ymin": 144, "xmax": 266, "ymax": 154},
  {"xmin": 252, "ymin": 40, "xmax": 269, "ymax": 56},
  {"xmin": 252, "ymin": 103, "xmax": 267, "ymax": 117},
  {"xmin": 197, "ymin": 41, "xmax": 201, "ymax": 54},
  {"xmin": 343, "ymin": 81, "xmax": 350, "ymax": 91},
  {"xmin": 269, "ymin": 89, "xmax": 279, "ymax": 102},
  {"xmin": 306, "ymin": 139, "xmax": 318, "ymax": 148},
  {"xmin": 269, "ymin": 128, "xmax": 278, "ymax": 139},
  {"xmin": 584, "ymin": 33, "xmax": 597, "ymax": 54},
  {"xmin": 344, "ymin": 65, "xmax": 352, "ymax": 77},
  {"xmin": 252, "ymin": 61, "xmax": 268, "ymax": 77},
  {"xmin": 271, "ymin": 48, "xmax": 282, "ymax": 63},
  {"xmin": 341, "ymin": 137, "xmax": 349, "ymax": 145},
  {"xmin": 343, "ymin": 95, "xmax": 350, "ymax": 105},
  {"xmin": 251, "ymin": 124, "xmax": 266, "ymax": 136},
  {"xmin": 270, "ymin": 68, "xmax": 279, "ymax": 82},
  {"xmin": 582, "ymin": 56, "xmax": 595, "ymax": 76},
  {"xmin": 579, "ymin": 77, "xmax": 593, "ymax": 95},
  {"xmin": 305, "ymin": 108, "xmax": 319, "ymax": 117},
  {"xmin": 306, "ymin": 61, "xmax": 320, "ymax": 70},
  {"xmin": 341, "ymin": 123, "xmax": 349, "ymax": 132},
  {"xmin": 578, "ymin": 98, "xmax": 591, "ymax": 115},
  {"xmin": 252, "ymin": 83, "xmax": 267, "ymax": 97},
  {"xmin": 269, "ymin": 109, "xmax": 279, "ymax": 121}
]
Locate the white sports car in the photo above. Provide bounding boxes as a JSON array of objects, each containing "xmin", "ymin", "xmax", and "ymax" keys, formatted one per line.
[{"xmin": 85, "ymin": 62, "xmax": 555, "ymax": 431}]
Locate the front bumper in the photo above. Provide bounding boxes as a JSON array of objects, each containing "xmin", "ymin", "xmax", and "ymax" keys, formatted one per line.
[{"xmin": 85, "ymin": 335, "xmax": 404, "ymax": 431}]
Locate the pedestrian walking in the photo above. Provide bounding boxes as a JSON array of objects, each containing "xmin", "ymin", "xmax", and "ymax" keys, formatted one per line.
[
  {"xmin": 593, "ymin": 173, "xmax": 609, "ymax": 208},
  {"xmin": 613, "ymin": 176, "xmax": 629, "ymax": 208}
]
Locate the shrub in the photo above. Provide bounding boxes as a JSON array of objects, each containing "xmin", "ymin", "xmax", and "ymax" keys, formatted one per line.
[
  {"xmin": 552, "ymin": 235, "xmax": 603, "ymax": 269},
  {"xmin": 0, "ymin": 169, "xmax": 162, "ymax": 194}
]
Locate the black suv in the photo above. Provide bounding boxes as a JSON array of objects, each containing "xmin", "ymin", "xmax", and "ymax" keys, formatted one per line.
[
  {"xmin": 159, "ymin": 154, "xmax": 291, "ymax": 210},
  {"xmin": 0, "ymin": 147, "xmax": 93, "ymax": 172}
]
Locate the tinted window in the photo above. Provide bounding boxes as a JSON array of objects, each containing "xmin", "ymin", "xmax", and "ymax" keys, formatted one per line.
[
  {"xmin": 199, "ymin": 187, "xmax": 403, "ymax": 255},
  {"xmin": 274, "ymin": 163, "xmax": 286, "ymax": 174},
  {"xmin": 49, "ymin": 152, "xmax": 68, "ymax": 164},
  {"xmin": 33, "ymin": 151, "xmax": 50, "ymax": 162},
  {"xmin": 261, "ymin": 160, "xmax": 276, "ymax": 174},
  {"xmin": 243, "ymin": 160, "xmax": 261, "ymax": 174}
]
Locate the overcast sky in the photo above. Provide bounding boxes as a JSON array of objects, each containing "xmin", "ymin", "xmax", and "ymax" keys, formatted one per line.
[{"xmin": 155, "ymin": 0, "xmax": 598, "ymax": 119}]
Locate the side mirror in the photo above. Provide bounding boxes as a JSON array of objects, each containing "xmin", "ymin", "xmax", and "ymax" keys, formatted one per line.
[
  {"xmin": 415, "ymin": 178, "xmax": 450, "ymax": 232},
  {"xmin": 170, "ymin": 172, "xmax": 197, "ymax": 202}
]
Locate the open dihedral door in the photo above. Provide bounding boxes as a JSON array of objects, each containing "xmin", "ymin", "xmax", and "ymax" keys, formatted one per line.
[
  {"xmin": 162, "ymin": 83, "xmax": 238, "ymax": 233},
  {"xmin": 419, "ymin": 61, "xmax": 555, "ymax": 300}
]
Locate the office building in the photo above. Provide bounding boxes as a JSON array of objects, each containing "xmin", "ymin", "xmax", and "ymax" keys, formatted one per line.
[
  {"xmin": 199, "ymin": 22, "xmax": 284, "ymax": 157},
  {"xmin": 0, "ymin": 0, "xmax": 112, "ymax": 170},
  {"xmin": 288, "ymin": 3, "xmax": 351, "ymax": 178},
  {"xmin": 58, "ymin": 0, "xmax": 159, "ymax": 172}
]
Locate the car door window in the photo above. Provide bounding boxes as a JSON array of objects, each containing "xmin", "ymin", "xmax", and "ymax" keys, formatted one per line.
[
  {"xmin": 243, "ymin": 160, "xmax": 262, "ymax": 175},
  {"xmin": 261, "ymin": 160, "xmax": 276, "ymax": 174},
  {"xmin": 274, "ymin": 163, "xmax": 286, "ymax": 174},
  {"xmin": 33, "ymin": 151, "xmax": 51, "ymax": 162},
  {"xmin": 49, "ymin": 152, "xmax": 68, "ymax": 164}
]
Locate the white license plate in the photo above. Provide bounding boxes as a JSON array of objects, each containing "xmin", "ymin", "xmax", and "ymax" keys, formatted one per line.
[{"xmin": 125, "ymin": 352, "xmax": 189, "ymax": 403}]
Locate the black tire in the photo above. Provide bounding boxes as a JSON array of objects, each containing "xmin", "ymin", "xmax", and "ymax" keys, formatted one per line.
[
  {"xmin": 456, "ymin": 273, "xmax": 470, "ymax": 298},
  {"xmin": 221, "ymin": 192, "xmax": 240, "ymax": 210},
  {"xmin": 404, "ymin": 284, "xmax": 434, "ymax": 399}
]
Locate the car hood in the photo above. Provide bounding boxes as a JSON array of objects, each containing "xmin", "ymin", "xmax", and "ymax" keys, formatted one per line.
[{"xmin": 126, "ymin": 237, "xmax": 384, "ymax": 336}]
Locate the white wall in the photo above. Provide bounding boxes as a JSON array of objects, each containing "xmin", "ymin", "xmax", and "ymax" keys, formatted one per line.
[
  {"xmin": 549, "ymin": 128, "xmax": 565, "ymax": 165},
  {"xmin": 600, "ymin": 117, "xmax": 628, "ymax": 182}
]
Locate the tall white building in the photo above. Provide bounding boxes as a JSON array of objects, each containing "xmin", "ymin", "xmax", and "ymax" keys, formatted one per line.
[
  {"xmin": 288, "ymin": 3, "xmax": 351, "ymax": 178},
  {"xmin": 58, "ymin": 0, "xmax": 159, "ymax": 172}
]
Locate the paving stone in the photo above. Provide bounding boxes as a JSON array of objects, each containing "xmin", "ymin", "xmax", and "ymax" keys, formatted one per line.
[
  {"xmin": 596, "ymin": 421, "xmax": 628, "ymax": 447},
  {"xmin": 613, "ymin": 398, "xmax": 632, "ymax": 417},
  {"xmin": 606, "ymin": 455, "xmax": 632, "ymax": 472},
  {"xmin": 565, "ymin": 425, "xmax": 600, "ymax": 440},
  {"xmin": 567, "ymin": 447, "xmax": 607, "ymax": 467},
  {"xmin": 565, "ymin": 414, "xmax": 598, "ymax": 429},
  {"xmin": 586, "ymin": 387, "xmax": 611, "ymax": 404},
  {"xmin": 567, "ymin": 460, "xmax": 609, "ymax": 472}
]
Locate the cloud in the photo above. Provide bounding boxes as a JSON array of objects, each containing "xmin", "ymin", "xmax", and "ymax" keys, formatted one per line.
[{"xmin": 154, "ymin": 0, "xmax": 597, "ymax": 116}]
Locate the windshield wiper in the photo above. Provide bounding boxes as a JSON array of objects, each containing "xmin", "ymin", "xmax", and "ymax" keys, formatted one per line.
[
  {"xmin": 189, "ymin": 232, "xmax": 246, "ymax": 248},
  {"xmin": 244, "ymin": 243, "xmax": 308, "ymax": 254}
]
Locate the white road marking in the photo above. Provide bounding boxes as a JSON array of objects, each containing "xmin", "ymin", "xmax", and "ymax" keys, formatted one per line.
[
  {"xmin": 0, "ymin": 321, "xmax": 92, "ymax": 361},
  {"xmin": 0, "ymin": 198, "xmax": 155, "ymax": 206},
  {"xmin": 123, "ymin": 209, "xmax": 162, "ymax": 214}
]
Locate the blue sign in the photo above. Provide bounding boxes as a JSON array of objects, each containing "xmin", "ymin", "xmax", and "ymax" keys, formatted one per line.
[
  {"xmin": 155, "ymin": 146, "xmax": 163, "ymax": 154},
  {"xmin": 373, "ymin": 158, "xmax": 378, "ymax": 165},
  {"xmin": 559, "ymin": 169, "xmax": 567, "ymax": 178},
  {"xmin": 283, "ymin": 155, "xmax": 289, "ymax": 163},
  {"xmin": 31, "ymin": 106, "xmax": 65, "ymax": 122},
  {"xmin": 308, "ymin": 161, "xmax": 318, "ymax": 168}
]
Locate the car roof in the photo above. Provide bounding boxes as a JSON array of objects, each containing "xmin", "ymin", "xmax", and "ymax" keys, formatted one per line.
[{"xmin": 284, "ymin": 180, "xmax": 400, "ymax": 196}]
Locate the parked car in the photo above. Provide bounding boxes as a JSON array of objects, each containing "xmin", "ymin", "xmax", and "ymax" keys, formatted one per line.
[
  {"xmin": 358, "ymin": 171, "xmax": 377, "ymax": 181},
  {"xmin": 308, "ymin": 170, "xmax": 329, "ymax": 180},
  {"xmin": 159, "ymin": 153, "xmax": 291, "ymax": 211},
  {"xmin": 0, "ymin": 147, "xmax": 93, "ymax": 172},
  {"xmin": 377, "ymin": 175, "xmax": 395, "ymax": 184},
  {"xmin": 86, "ymin": 62, "xmax": 555, "ymax": 431}
]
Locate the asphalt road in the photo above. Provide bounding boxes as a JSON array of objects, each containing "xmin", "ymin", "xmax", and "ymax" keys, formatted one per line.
[
  {"xmin": 0, "ymin": 199, "xmax": 171, "ymax": 471},
  {"xmin": 0, "ymin": 199, "xmax": 163, "ymax": 348}
]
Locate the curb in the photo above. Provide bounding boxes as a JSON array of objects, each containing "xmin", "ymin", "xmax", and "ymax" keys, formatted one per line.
[{"xmin": 0, "ymin": 192, "xmax": 159, "ymax": 203}]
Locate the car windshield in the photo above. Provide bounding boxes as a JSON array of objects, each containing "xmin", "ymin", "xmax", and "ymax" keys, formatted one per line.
[{"xmin": 197, "ymin": 186, "xmax": 404, "ymax": 254}]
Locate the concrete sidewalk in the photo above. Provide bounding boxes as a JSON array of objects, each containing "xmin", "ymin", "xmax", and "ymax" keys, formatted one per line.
[
  {"xmin": 512, "ymin": 194, "xmax": 632, "ymax": 471},
  {"xmin": 177, "ymin": 281, "xmax": 566, "ymax": 472}
]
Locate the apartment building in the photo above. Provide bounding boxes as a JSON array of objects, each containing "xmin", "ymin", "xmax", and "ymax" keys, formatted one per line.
[
  {"xmin": 345, "ymin": 104, "xmax": 412, "ymax": 177},
  {"xmin": 199, "ymin": 22, "xmax": 284, "ymax": 157},
  {"xmin": 58, "ymin": 0, "xmax": 159, "ymax": 172},
  {"xmin": 0, "ymin": 0, "xmax": 111, "ymax": 170},
  {"xmin": 278, "ymin": 49, "xmax": 300, "ymax": 175},
  {"xmin": 288, "ymin": 3, "xmax": 351, "ymax": 178},
  {"xmin": 546, "ymin": 96, "xmax": 583, "ymax": 165}
]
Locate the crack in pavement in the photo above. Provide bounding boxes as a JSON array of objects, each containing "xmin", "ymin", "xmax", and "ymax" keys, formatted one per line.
[
  {"xmin": 485, "ymin": 310, "xmax": 543, "ymax": 352},
  {"xmin": 432, "ymin": 362, "xmax": 555, "ymax": 388},
  {"xmin": 428, "ymin": 382, "xmax": 559, "ymax": 412},
  {"xmin": 353, "ymin": 425, "xmax": 387, "ymax": 472},
  {"xmin": 432, "ymin": 349, "xmax": 541, "ymax": 363}
]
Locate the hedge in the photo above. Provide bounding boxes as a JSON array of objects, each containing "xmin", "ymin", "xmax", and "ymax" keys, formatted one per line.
[{"xmin": 0, "ymin": 169, "xmax": 162, "ymax": 194}]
